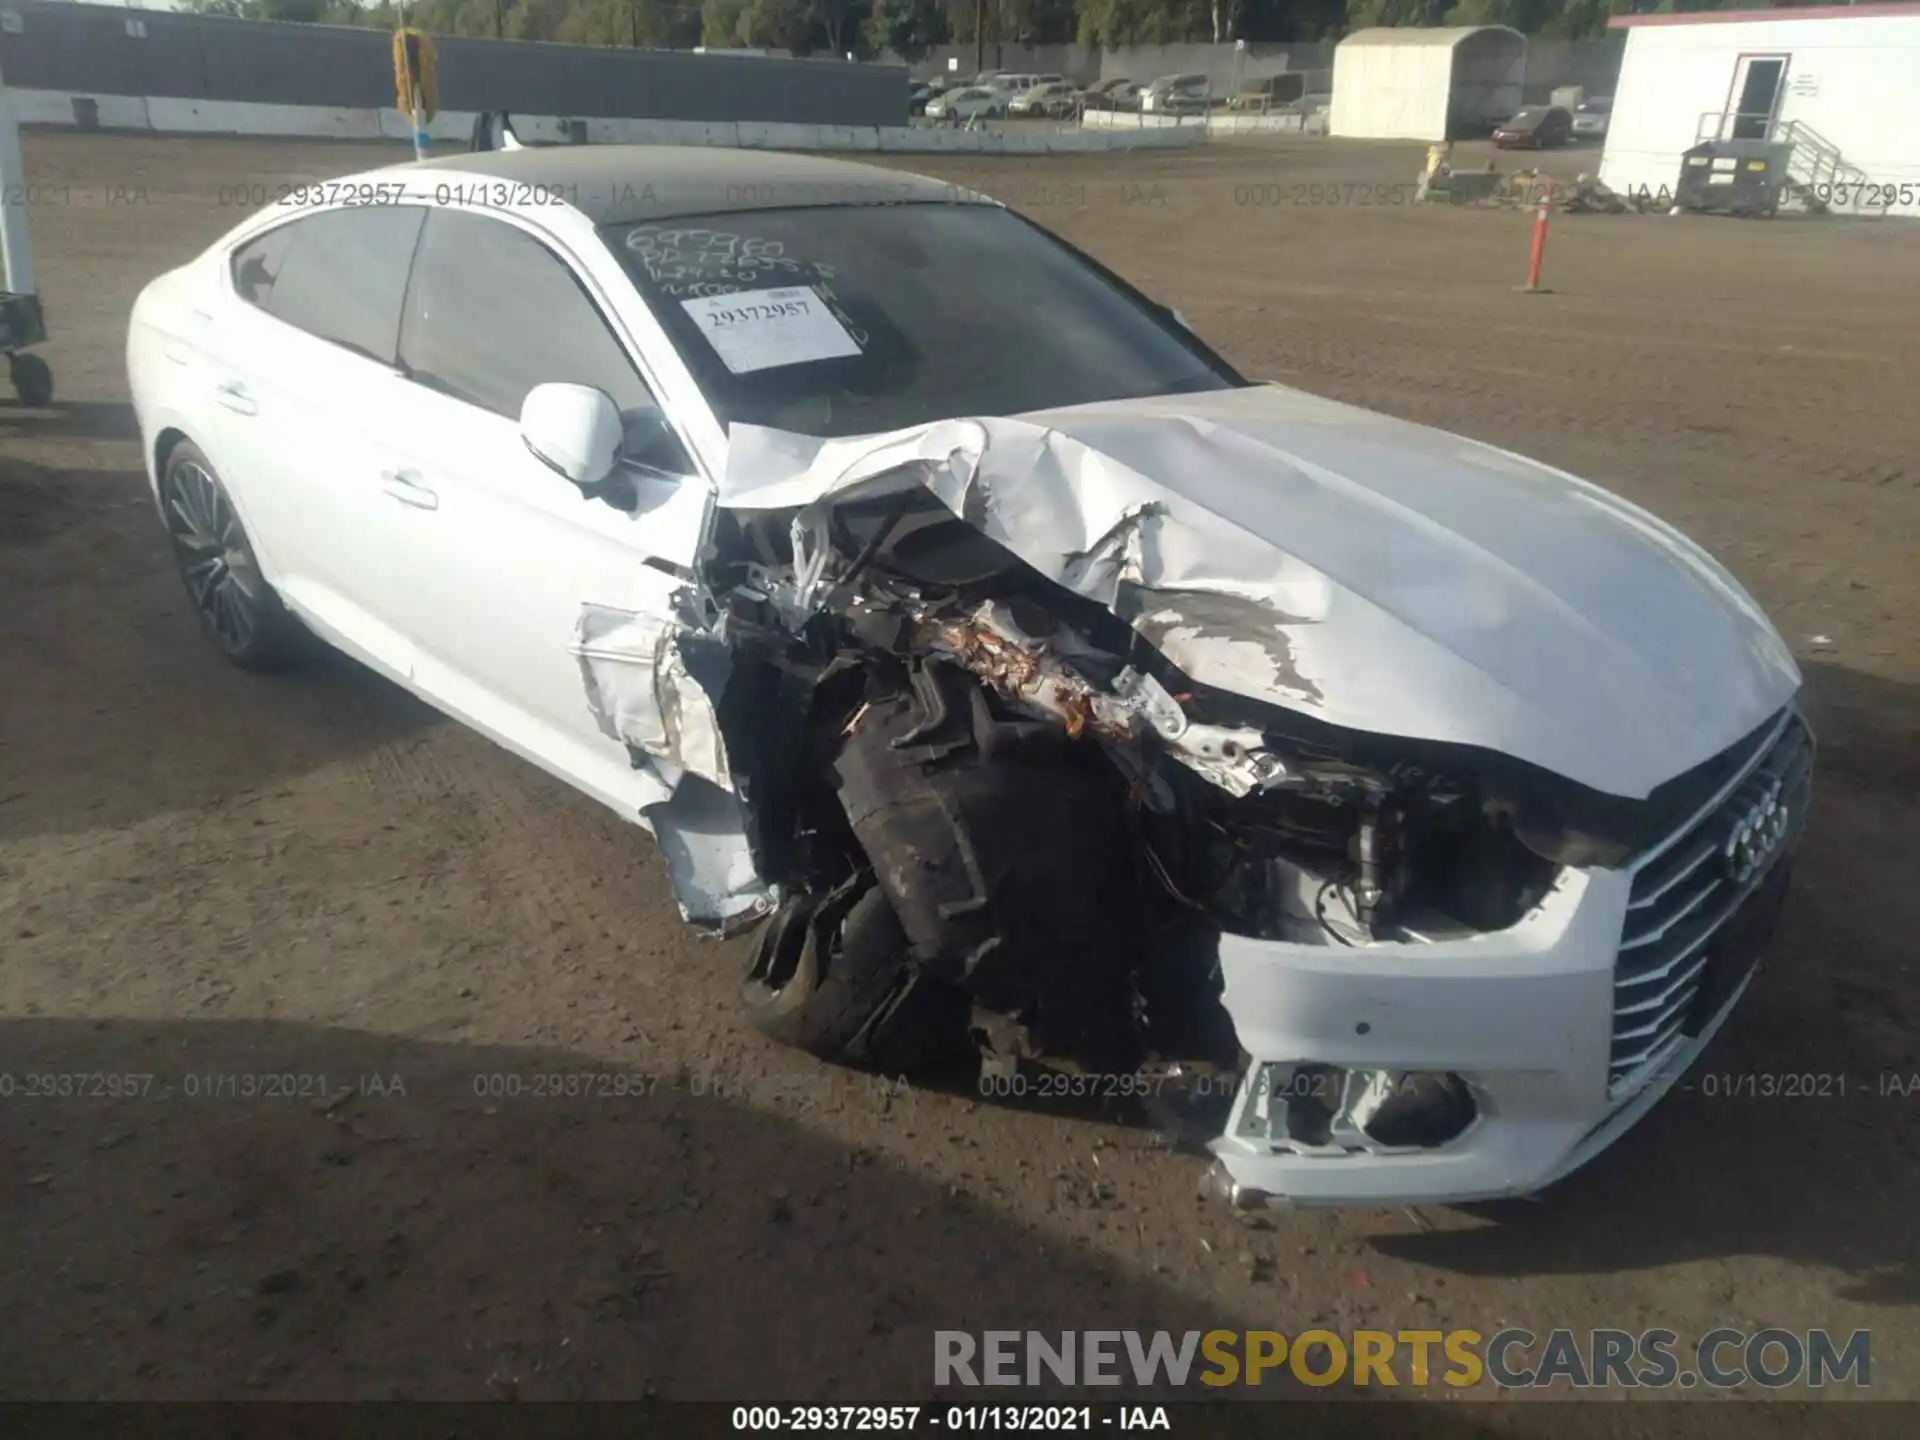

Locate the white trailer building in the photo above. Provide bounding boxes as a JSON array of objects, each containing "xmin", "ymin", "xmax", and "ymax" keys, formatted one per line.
[
  {"xmin": 1600, "ymin": 3, "xmax": 1920, "ymax": 217},
  {"xmin": 1330, "ymin": 26, "xmax": 1527, "ymax": 142}
]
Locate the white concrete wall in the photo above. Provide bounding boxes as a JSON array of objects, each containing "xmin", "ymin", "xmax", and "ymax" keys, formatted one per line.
[
  {"xmin": 11, "ymin": 91, "xmax": 1207, "ymax": 156},
  {"xmin": 1082, "ymin": 110, "xmax": 1206, "ymax": 131},
  {"xmin": 1599, "ymin": 16, "xmax": 1920, "ymax": 216},
  {"xmin": 1081, "ymin": 109, "xmax": 1315, "ymax": 136}
]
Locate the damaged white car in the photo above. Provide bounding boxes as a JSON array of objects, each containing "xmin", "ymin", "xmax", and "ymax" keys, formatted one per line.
[{"xmin": 127, "ymin": 145, "xmax": 1811, "ymax": 1208}]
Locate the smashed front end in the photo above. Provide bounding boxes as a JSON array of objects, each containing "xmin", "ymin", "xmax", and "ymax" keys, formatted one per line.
[{"xmin": 604, "ymin": 392, "xmax": 1809, "ymax": 1207}]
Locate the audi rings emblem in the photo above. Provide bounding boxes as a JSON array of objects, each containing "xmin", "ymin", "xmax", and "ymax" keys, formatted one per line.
[{"xmin": 1724, "ymin": 779, "xmax": 1791, "ymax": 885}]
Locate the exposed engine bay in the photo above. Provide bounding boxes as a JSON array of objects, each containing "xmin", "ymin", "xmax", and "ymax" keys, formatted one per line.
[
  {"xmin": 634, "ymin": 479, "xmax": 1660, "ymax": 1090},
  {"xmin": 570, "ymin": 386, "xmax": 1806, "ymax": 1199}
]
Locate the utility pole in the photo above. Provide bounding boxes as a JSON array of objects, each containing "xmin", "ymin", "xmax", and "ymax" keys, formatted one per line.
[
  {"xmin": 494, "ymin": 0, "xmax": 504, "ymax": 39},
  {"xmin": 974, "ymin": 0, "xmax": 985, "ymax": 75}
]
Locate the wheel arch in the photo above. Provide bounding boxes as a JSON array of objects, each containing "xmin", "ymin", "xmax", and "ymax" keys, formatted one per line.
[
  {"xmin": 149, "ymin": 424, "xmax": 287, "ymax": 586},
  {"xmin": 153, "ymin": 425, "xmax": 189, "ymax": 488}
]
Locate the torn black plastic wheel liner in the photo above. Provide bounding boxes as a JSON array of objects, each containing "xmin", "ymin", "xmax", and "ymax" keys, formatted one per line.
[
  {"xmin": 741, "ymin": 870, "xmax": 969, "ymax": 1074},
  {"xmin": 831, "ymin": 663, "xmax": 1146, "ymax": 1076}
]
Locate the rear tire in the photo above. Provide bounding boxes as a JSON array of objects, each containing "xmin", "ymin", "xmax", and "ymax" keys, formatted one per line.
[
  {"xmin": 159, "ymin": 441, "xmax": 305, "ymax": 670},
  {"xmin": 742, "ymin": 871, "xmax": 969, "ymax": 1075},
  {"xmin": 10, "ymin": 352, "xmax": 52, "ymax": 408}
]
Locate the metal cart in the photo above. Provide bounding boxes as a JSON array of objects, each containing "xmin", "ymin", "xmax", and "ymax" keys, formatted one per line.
[
  {"xmin": 1675, "ymin": 138, "xmax": 1793, "ymax": 220},
  {"xmin": 0, "ymin": 75, "xmax": 52, "ymax": 407}
]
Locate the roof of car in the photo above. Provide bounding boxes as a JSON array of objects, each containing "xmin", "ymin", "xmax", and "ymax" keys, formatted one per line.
[{"xmin": 411, "ymin": 145, "xmax": 977, "ymax": 226}]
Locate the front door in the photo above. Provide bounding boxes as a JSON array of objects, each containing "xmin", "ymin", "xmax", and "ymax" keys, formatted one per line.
[{"xmin": 366, "ymin": 206, "xmax": 711, "ymax": 818}]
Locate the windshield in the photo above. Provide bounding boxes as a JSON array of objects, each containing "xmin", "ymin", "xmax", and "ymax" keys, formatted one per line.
[{"xmin": 601, "ymin": 203, "xmax": 1238, "ymax": 439}]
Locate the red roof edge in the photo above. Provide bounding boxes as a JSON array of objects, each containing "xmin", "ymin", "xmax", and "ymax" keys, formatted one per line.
[{"xmin": 1611, "ymin": 2, "xmax": 1920, "ymax": 28}]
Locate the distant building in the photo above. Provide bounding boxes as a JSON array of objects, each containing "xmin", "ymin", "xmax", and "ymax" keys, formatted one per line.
[
  {"xmin": 1600, "ymin": 3, "xmax": 1920, "ymax": 217},
  {"xmin": 1330, "ymin": 26, "xmax": 1527, "ymax": 142}
]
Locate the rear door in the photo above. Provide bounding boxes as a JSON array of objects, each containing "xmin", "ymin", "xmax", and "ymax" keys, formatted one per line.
[
  {"xmin": 365, "ymin": 206, "xmax": 710, "ymax": 816},
  {"xmin": 203, "ymin": 205, "xmax": 430, "ymax": 679}
]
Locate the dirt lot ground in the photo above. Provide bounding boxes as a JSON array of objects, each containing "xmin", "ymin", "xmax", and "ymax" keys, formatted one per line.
[{"xmin": 2, "ymin": 130, "xmax": 1917, "ymax": 1412}]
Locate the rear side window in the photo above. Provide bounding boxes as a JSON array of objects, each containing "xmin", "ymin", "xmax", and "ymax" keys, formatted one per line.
[
  {"xmin": 231, "ymin": 206, "xmax": 426, "ymax": 365},
  {"xmin": 230, "ymin": 225, "xmax": 291, "ymax": 308},
  {"xmin": 398, "ymin": 209, "xmax": 655, "ymax": 420}
]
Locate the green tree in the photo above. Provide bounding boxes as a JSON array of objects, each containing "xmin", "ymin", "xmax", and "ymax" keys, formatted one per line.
[
  {"xmin": 866, "ymin": 0, "xmax": 949, "ymax": 58},
  {"xmin": 180, "ymin": 0, "xmax": 359, "ymax": 20},
  {"xmin": 1342, "ymin": 0, "xmax": 1448, "ymax": 27},
  {"xmin": 700, "ymin": 0, "xmax": 807, "ymax": 48},
  {"xmin": 1076, "ymin": 0, "xmax": 1213, "ymax": 47}
]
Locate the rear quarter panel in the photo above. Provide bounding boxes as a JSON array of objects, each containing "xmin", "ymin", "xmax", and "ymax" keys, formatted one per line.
[{"xmin": 127, "ymin": 260, "xmax": 216, "ymax": 498}]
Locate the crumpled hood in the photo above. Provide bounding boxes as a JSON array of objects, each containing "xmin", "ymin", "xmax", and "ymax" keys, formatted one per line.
[{"xmin": 720, "ymin": 384, "xmax": 1800, "ymax": 799}]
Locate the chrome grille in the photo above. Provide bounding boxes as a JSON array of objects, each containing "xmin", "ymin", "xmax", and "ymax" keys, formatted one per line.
[{"xmin": 1609, "ymin": 709, "xmax": 1813, "ymax": 1098}]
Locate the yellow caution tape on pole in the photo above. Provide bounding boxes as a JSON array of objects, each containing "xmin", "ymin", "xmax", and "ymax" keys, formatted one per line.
[{"xmin": 392, "ymin": 28, "xmax": 439, "ymax": 122}]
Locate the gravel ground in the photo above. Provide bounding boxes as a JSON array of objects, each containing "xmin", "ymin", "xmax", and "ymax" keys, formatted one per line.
[{"xmin": 1, "ymin": 130, "xmax": 1916, "ymax": 1408}]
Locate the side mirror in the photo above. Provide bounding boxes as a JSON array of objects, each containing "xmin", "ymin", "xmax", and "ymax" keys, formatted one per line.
[{"xmin": 520, "ymin": 382, "xmax": 623, "ymax": 493}]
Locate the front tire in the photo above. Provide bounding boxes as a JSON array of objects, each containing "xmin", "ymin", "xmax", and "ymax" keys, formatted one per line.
[
  {"xmin": 743, "ymin": 871, "xmax": 969, "ymax": 1075},
  {"xmin": 159, "ymin": 441, "xmax": 304, "ymax": 670}
]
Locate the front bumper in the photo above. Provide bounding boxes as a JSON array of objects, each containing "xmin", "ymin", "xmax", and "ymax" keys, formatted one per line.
[{"xmin": 1205, "ymin": 708, "xmax": 1811, "ymax": 1208}]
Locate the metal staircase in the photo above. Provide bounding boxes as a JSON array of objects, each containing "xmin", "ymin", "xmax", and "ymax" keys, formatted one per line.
[{"xmin": 1773, "ymin": 118, "xmax": 1881, "ymax": 215}]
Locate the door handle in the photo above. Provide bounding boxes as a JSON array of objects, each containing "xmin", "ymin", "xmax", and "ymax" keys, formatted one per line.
[
  {"xmin": 212, "ymin": 380, "xmax": 257, "ymax": 416},
  {"xmin": 381, "ymin": 469, "xmax": 439, "ymax": 511}
]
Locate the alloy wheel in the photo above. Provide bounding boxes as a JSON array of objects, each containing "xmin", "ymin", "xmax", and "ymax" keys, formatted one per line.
[{"xmin": 163, "ymin": 459, "xmax": 262, "ymax": 654}]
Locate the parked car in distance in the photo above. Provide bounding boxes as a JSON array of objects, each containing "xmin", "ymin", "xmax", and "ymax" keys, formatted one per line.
[
  {"xmin": 1140, "ymin": 73, "xmax": 1211, "ymax": 115},
  {"xmin": 1009, "ymin": 81, "xmax": 1080, "ymax": 118},
  {"xmin": 1228, "ymin": 74, "xmax": 1306, "ymax": 112},
  {"xmin": 1280, "ymin": 93, "xmax": 1332, "ymax": 133},
  {"xmin": 991, "ymin": 74, "xmax": 1043, "ymax": 98},
  {"xmin": 1080, "ymin": 78, "xmax": 1139, "ymax": 111},
  {"xmin": 1493, "ymin": 105, "xmax": 1574, "ymax": 150},
  {"xmin": 909, "ymin": 83, "xmax": 932, "ymax": 116},
  {"xmin": 1164, "ymin": 84, "xmax": 1217, "ymax": 117},
  {"xmin": 1572, "ymin": 96, "xmax": 1613, "ymax": 141},
  {"xmin": 924, "ymin": 86, "xmax": 1004, "ymax": 122}
]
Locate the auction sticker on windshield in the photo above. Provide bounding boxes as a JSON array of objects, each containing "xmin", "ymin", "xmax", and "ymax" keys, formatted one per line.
[{"xmin": 680, "ymin": 286, "xmax": 861, "ymax": 374}]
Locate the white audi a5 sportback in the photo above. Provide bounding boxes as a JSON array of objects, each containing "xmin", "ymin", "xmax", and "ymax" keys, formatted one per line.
[{"xmin": 128, "ymin": 145, "xmax": 1811, "ymax": 1208}]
